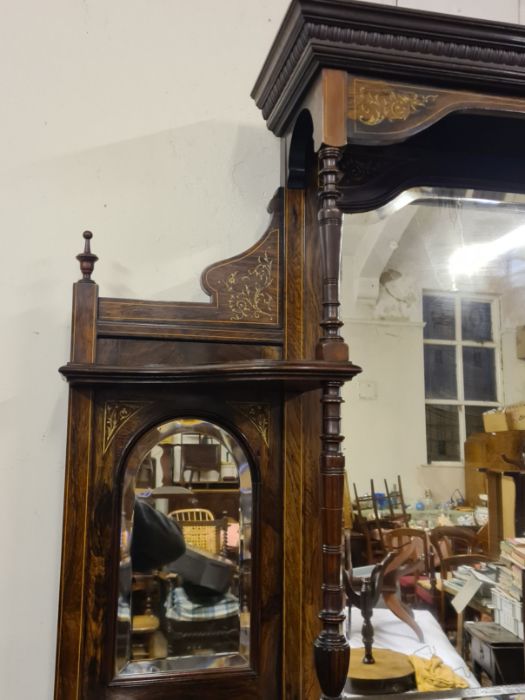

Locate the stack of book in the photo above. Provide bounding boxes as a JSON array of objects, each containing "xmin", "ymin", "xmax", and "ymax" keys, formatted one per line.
[{"xmin": 492, "ymin": 538, "xmax": 525, "ymax": 639}]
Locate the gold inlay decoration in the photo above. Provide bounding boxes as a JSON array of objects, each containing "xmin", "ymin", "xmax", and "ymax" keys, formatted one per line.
[
  {"xmin": 103, "ymin": 401, "xmax": 146, "ymax": 453},
  {"xmin": 355, "ymin": 84, "xmax": 438, "ymax": 126},
  {"xmin": 224, "ymin": 251, "xmax": 275, "ymax": 322},
  {"xmin": 229, "ymin": 402, "xmax": 270, "ymax": 446}
]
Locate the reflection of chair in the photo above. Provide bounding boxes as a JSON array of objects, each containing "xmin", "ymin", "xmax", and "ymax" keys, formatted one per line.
[
  {"xmin": 180, "ymin": 443, "xmax": 221, "ymax": 484},
  {"xmin": 169, "ymin": 508, "xmax": 228, "ymax": 556},
  {"xmin": 430, "ymin": 527, "xmax": 492, "ymax": 627},
  {"xmin": 352, "ymin": 483, "xmax": 398, "ymax": 564},
  {"xmin": 131, "ymin": 573, "xmax": 165, "ymax": 660},
  {"xmin": 385, "ymin": 528, "xmax": 437, "ymax": 611},
  {"xmin": 165, "ymin": 508, "xmax": 239, "ymax": 657}
]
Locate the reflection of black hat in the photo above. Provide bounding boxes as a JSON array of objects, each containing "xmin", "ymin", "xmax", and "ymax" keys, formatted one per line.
[
  {"xmin": 168, "ymin": 547, "xmax": 234, "ymax": 596},
  {"xmin": 182, "ymin": 581, "xmax": 223, "ymax": 606},
  {"xmin": 131, "ymin": 500, "xmax": 186, "ymax": 572}
]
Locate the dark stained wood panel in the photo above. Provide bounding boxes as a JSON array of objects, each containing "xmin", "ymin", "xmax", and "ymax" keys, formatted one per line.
[{"xmin": 96, "ymin": 338, "xmax": 282, "ymax": 367}]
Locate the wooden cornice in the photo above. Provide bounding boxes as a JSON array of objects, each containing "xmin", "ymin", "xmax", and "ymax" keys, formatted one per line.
[
  {"xmin": 252, "ymin": 0, "xmax": 525, "ymax": 136},
  {"xmin": 59, "ymin": 358, "xmax": 361, "ymax": 388}
]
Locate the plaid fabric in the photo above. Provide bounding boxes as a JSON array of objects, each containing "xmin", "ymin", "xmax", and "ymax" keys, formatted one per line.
[{"xmin": 165, "ymin": 586, "xmax": 239, "ymax": 621}]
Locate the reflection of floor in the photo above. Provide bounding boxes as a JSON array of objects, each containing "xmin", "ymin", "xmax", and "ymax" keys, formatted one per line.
[{"xmin": 120, "ymin": 652, "xmax": 249, "ymax": 676}]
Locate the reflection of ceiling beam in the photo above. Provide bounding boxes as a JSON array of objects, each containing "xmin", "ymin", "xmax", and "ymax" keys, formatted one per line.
[{"xmin": 342, "ymin": 205, "xmax": 418, "ymax": 306}]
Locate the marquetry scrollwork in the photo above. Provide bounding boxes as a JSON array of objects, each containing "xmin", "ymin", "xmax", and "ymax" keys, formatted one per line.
[
  {"xmin": 355, "ymin": 84, "xmax": 438, "ymax": 126},
  {"xmin": 103, "ymin": 401, "xmax": 147, "ymax": 453},
  {"xmin": 224, "ymin": 251, "xmax": 274, "ymax": 321},
  {"xmin": 228, "ymin": 402, "xmax": 270, "ymax": 446}
]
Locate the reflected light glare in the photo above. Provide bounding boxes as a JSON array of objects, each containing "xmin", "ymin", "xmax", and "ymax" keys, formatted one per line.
[{"xmin": 449, "ymin": 224, "xmax": 525, "ymax": 277}]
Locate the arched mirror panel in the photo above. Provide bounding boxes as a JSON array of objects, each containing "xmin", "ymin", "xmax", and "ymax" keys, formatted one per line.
[{"xmin": 115, "ymin": 417, "xmax": 253, "ymax": 678}]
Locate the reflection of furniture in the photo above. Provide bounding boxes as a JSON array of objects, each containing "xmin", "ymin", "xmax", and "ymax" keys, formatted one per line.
[
  {"xmin": 348, "ymin": 609, "xmax": 478, "ymax": 690},
  {"xmin": 164, "ymin": 582, "xmax": 240, "ymax": 657},
  {"xmin": 383, "ymin": 476, "xmax": 410, "ymax": 526},
  {"xmin": 465, "ymin": 622, "xmax": 525, "ymax": 685},
  {"xmin": 169, "ymin": 508, "xmax": 228, "ymax": 556},
  {"xmin": 352, "ymin": 482, "xmax": 398, "ymax": 563},
  {"xmin": 345, "ymin": 537, "xmax": 424, "ymax": 644},
  {"xmin": 151, "ymin": 486, "xmax": 240, "ymax": 521},
  {"xmin": 131, "ymin": 574, "xmax": 162, "ymax": 660},
  {"xmin": 430, "ymin": 527, "xmax": 493, "ymax": 636},
  {"xmin": 180, "ymin": 442, "xmax": 221, "ymax": 484},
  {"xmin": 385, "ymin": 528, "xmax": 437, "ymax": 610},
  {"xmin": 465, "ymin": 430, "xmax": 525, "ymax": 555},
  {"xmin": 430, "ymin": 526, "xmax": 491, "ymax": 627},
  {"xmin": 430, "ymin": 526, "xmax": 482, "ymax": 563}
]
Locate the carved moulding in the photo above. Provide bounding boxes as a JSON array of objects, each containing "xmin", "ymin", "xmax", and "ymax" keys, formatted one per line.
[{"xmin": 251, "ymin": 1, "xmax": 525, "ymax": 136}]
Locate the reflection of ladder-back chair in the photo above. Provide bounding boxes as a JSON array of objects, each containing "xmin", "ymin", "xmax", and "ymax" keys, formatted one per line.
[
  {"xmin": 166, "ymin": 508, "xmax": 237, "ymax": 656},
  {"xmin": 353, "ymin": 483, "xmax": 397, "ymax": 563},
  {"xmin": 180, "ymin": 443, "xmax": 221, "ymax": 485},
  {"xmin": 383, "ymin": 476, "xmax": 410, "ymax": 526},
  {"xmin": 169, "ymin": 508, "xmax": 228, "ymax": 556}
]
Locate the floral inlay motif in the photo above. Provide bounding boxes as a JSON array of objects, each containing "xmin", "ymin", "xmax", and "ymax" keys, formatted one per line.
[
  {"xmin": 224, "ymin": 251, "xmax": 274, "ymax": 321},
  {"xmin": 356, "ymin": 85, "xmax": 438, "ymax": 127},
  {"xmin": 229, "ymin": 402, "xmax": 270, "ymax": 447},
  {"xmin": 103, "ymin": 402, "xmax": 145, "ymax": 453}
]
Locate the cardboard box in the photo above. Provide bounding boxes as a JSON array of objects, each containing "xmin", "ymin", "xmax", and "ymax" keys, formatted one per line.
[
  {"xmin": 506, "ymin": 403, "xmax": 525, "ymax": 430},
  {"xmin": 483, "ymin": 408, "xmax": 509, "ymax": 432}
]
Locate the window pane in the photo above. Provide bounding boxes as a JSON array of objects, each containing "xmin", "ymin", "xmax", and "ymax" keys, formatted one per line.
[
  {"xmin": 426, "ymin": 405, "xmax": 460, "ymax": 462},
  {"xmin": 424, "ymin": 345, "xmax": 457, "ymax": 399},
  {"xmin": 463, "ymin": 347, "xmax": 497, "ymax": 401},
  {"xmin": 461, "ymin": 300, "xmax": 492, "ymax": 342},
  {"xmin": 465, "ymin": 406, "xmax": 486, "ymax": 437},
  {"xmin": 423, "ymin": 295, "xmax": 455, "ymax": 340}
]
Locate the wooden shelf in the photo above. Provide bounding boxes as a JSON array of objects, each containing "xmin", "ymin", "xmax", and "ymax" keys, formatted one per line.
[{"xmin": 59, "ymin": 358, "xmax": 362, "ymax": 388}]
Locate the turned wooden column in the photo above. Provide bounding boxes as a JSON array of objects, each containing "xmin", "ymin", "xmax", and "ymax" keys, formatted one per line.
[{"xmin": 313, "ymin": 145, "xmax": 350, "ymax": 699}]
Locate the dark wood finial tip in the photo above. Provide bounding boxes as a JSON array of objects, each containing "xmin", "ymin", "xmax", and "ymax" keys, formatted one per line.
[{"xmin": 76, "ymin": 230, "xmax": 98, "ymax": 282}]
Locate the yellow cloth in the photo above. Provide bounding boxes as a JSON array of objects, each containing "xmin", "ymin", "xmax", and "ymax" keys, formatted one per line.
[{"xmin": 408, "ymin": 654, "xmax": 469, "ymax": 691}]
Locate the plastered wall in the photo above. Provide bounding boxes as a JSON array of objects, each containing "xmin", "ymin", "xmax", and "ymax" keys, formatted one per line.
[{"xmin": 2, "ymin": 1, "xmax": 525, "ymax": 698}]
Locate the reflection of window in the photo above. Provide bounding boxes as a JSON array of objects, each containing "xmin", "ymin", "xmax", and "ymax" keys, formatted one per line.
[{"xmin": 423, "ymin": 293, "xmax": 500, "ymax": 463}]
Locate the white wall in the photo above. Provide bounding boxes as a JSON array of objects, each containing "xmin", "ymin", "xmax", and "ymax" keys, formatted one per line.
[{"xmin": 2, "ymin": 1, "xmax": 525, "ymax": 698}]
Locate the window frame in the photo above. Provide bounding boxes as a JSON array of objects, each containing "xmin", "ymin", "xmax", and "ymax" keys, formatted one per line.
[{"xmin": 423, "ymin": 291, "xmax": 502, "ymax": 465}]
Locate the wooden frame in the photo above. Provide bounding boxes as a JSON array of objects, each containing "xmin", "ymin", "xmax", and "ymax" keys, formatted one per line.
[
  {"xmin": 55, "ymin": 1, "xmax": 525, "ymax": 699},
  {"xmin": 252, "ymin": 1, "xmax": 525, "ymax": 698}
]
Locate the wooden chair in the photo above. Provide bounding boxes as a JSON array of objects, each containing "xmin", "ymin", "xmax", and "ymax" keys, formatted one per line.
[
  {"xmin": 383, "ymin": 476, "xmax": 410, "ymax": 526},
  {"xmin": 169, "ymin": 508, "xmax": 228, "ymax": 556},
  {"xmin": 430, "ymin": 525, "xmax": 482, "ymax": 563},
  {"xmin": 352, "ymin": 483, "xmax": 398, "ymax": 563},
  {"xmin": 131, "ymin": 573, "xmax": 163, "ymax": 660},
  {"xmin": 384, "ymin": 527, "xmax": 437, "ymax": 610},
  {"xmin": 430, "ymin": 526, "xmax": 492, "ymax": 627}
]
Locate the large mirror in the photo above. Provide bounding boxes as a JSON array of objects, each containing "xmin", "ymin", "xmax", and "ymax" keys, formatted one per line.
[
  {"xmin": 115, "ymin": 417, "xmax": 252, "ymax": 677},
  {"xmin": 341, "ymin": 187, "xmax": 525, "ymax": 690}
]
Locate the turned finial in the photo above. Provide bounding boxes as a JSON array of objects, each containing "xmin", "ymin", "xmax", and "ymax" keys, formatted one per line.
[{"xmin": 76, "ymin": 230, "xmax": 98, "ymax": 282}]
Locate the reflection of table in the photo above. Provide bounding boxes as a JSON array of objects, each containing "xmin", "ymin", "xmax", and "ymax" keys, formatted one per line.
[{"xmin": 347, "ymin": 609, "xmax": 479, "ymax": 689}]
